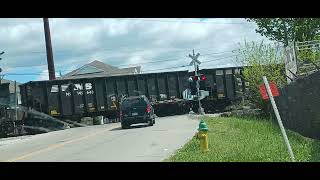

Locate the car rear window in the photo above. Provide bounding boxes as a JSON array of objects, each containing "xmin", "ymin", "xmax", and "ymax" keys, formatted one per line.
[{"xmin": 121, "ymin": 97, "xmax": 147, "ymax": 109}]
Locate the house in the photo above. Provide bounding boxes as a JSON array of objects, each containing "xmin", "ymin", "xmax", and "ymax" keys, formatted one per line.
[{"xmin": 59, "ymin": 60, "xmax": 141, "ymax": 79}]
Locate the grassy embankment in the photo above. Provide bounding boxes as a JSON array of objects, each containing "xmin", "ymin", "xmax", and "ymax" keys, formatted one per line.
[{"xmin": 166, "ymin": 116, "xmax": 320, "ymax": 162}]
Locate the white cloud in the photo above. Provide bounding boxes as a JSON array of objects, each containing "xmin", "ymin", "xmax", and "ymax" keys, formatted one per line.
[
  {"xmin": 0, "ymin": 18, "xmax": 271, "ymax": 83},
  {"xmin": 35, "ymin": 69, "xmax": 50, "ymax": 81}
]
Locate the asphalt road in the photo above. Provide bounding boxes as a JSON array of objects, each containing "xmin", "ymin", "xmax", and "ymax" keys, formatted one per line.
[{"xmin": 0, "ymin": 115, "xmax": 199, "ymax": 162}]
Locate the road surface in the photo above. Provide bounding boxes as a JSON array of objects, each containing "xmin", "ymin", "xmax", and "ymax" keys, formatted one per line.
[{"xmin": 0, "ymin": 115, "xmax": 199, "ymax": 162}]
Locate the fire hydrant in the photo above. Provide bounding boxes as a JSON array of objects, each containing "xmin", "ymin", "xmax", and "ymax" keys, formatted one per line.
[{"xmin": 196, "ymin": 120, "xmax": 209, "ymax": 152}]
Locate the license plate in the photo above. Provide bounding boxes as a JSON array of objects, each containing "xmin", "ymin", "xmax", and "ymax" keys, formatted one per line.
[{"xmin": 132, "ymin": 112, "xmax": 138, "ymax": 116}]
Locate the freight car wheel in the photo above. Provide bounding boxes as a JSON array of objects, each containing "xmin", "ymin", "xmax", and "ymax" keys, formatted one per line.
[{"xmin": 0, "ymin": 131, "xmax": 7, "ymax": 138}]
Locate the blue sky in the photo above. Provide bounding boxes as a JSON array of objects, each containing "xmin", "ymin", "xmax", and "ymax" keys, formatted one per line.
[{"xmin": 0, "ymin": 18, "xmax": 270, "ymax": 83}]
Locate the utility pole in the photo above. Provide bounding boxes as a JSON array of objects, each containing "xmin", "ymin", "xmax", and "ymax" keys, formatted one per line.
[
  {"xmin": 43, "ymin": 18, "xmax": 56, "ymax": 80},
  {"xmin": 189, "ymin": 50, "xmax": 203, "ymax": 114}
]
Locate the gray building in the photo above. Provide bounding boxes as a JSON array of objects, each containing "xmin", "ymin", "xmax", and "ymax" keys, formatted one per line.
[{"xmin": 59, "ymin": 60, "xmax": 141, "ymax": 79}]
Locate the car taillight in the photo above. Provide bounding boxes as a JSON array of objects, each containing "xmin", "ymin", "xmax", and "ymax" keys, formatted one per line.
[{"xmin": 146, "ymin": 105, "xmax": 151, "ymax": 113}]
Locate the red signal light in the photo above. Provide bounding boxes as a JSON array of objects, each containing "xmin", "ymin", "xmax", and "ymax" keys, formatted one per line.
[
  {"xmin": 200, "ymin": 74, "xmax": 206, "ymax": 81},
  {"xmin": 146, "ymin": 105, "xmax": 151, "ymax": 113},
  {"xmin": 193, "ymin": 76, "xmax": 199, "ymax": 81}
]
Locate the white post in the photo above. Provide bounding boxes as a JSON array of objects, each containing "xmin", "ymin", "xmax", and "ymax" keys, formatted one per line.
[{"xmin": 262, "ymin": 76, "xmax": 295, "ymax": 162}]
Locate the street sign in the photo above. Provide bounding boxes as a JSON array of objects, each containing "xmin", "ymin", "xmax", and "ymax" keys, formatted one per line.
[
  {"xmin": 183, "ymin": 89, "xmax": 209, "ymax": 100},
  {"xmin": 183, "ymin": 89, "xmax": 194, "ymax": 100},
  {"xmin": 189, "ymin": 53, "xmax": 201, "ymax": 66},
  {"xmin": 262, "ymin": 76, "xmax": 295, "ymax": 162},
  {"xmin": 199, "ymin": 90, "xmax": 209, "ymax": 100},
  {"xmin": 189, "ymin": 59, "xmax": 201, "ymax": 66},
  {"xmin": 259, "ymin": 81, "xmax": 279, "ymax": 100}
]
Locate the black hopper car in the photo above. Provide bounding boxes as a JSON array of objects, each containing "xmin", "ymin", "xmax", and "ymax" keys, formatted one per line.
[
  {"xmin": 0, "ymin": 83, "xmax": 69, "ymax": 138},
  {"xmin": 19, "ymin": 67, "xmax": 246, "ymax": 120},
  {"xmin": 0, "ymin": 67, "xmax": 246, "ymax": 137}
]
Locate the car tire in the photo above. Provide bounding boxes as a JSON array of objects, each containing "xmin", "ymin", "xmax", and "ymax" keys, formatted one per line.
[{"xmin": 121, "ymin": 122, "xmax": 130, "ymax": 129}]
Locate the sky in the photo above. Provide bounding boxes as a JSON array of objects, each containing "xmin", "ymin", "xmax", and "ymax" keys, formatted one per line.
[{"xmin": 0, "ymin": 18, "xmax": 271, "ymax": 83}]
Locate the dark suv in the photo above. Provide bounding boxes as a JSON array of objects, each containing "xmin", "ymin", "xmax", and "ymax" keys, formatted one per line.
[{"xmin": 120, "ymin": 95, "xmax": 155, "ymax": 129}]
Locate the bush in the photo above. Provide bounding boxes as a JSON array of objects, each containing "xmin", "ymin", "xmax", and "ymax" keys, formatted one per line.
[{"xmin": 235, "ymin": 41, "xmax": 287, "ymax": 117}]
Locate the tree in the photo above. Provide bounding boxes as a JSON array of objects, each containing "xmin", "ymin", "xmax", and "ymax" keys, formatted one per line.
[
  {"xmin": 236, "ymin": 41, "xmax": 287, "ymax": 117},
  {"xmin": 247, "ymin": 18, "xmax": 320, "ymax": 46}
]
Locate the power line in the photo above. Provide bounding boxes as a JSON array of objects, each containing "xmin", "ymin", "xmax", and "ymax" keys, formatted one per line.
[
  {"xmin": 3, "ymin": 43, "xmax": 237, "ymax": 59},
  {"xmin": 116, "ymin": 18, "xmax": 255, "ymax": 25},
  {"xmin": 117, "ymin": 50, "xmax": 235, "ymax": 67},
  {"xmin": 201, "ymin": 55, "xmax": 238, "ymax": 63},
  {"xmin": 3, "ymin": 49, "xmax": 236, "ymax": 69},
  {"xmin": 4, "ymin": 54, "xmax": 239, "ymax": 77}
]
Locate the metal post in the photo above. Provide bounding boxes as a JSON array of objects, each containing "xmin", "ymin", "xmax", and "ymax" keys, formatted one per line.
[
  {"xmin": 43, "ymin": 18, "xmax": 56, "ymax": 80},
  {"xmin": 14, "ymin": 81, "xmax": 17, "ymax": 121},
  {"xmin": 13, "ymin": 81, "xmax": 17, "ymax": 135},
  {"xmin": 262, "ymin": 76, "xmax": 295, "ymax": 162},
  {"xmin": 196, "ymin": 65, "xmax": 202, "ymax": 114},
  {"xmin": 190, "ymin": 50, "xmax": 203, "ymax": 114}
]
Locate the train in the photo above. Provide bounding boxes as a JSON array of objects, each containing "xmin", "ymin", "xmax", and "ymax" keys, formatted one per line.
[{"xmin": 0, "ymin": 66, "xmax": 246, "ymax": 137}]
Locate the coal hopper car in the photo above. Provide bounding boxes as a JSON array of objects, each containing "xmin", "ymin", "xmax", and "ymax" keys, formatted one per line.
[{"xmin": 19, "ymin": 67, "xmax": 246, "ymax": 122}]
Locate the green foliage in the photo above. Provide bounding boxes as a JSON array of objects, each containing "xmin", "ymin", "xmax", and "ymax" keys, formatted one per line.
[
  {"xmin": 297, "ymin": 48, "xmax": 320, "ymax": 63},
  {"xmin": 235, "ymin": 41, "xmax": 287, "ymax": 116},
  {"xmin": 296, "ymin": 37, "xmax": 320, "ymax": 64},
  {"xmin": 295, "ymin": 35, "xmax": 320, "ymax": 75},
  {"xmin": 166, "ymin": 117, "xmax": 320, "ymax": 162},
  {"xmin": 247, "ymin": 18, "xmax": 320, "ymax": 46}
]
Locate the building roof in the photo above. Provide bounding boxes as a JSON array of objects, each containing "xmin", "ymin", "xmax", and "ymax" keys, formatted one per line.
[
  {"xmin": 59, "ymin": 60, "xmax": 141, "ymax": 79},
  {"xmin": 0, "ymin": 79, "xmax": 21, "ymax": 93}
]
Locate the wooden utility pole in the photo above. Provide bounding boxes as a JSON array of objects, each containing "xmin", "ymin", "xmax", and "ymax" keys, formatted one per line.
[{"xmin": 43, "ymin": 18, "xmax": 56, "ymax": 80}]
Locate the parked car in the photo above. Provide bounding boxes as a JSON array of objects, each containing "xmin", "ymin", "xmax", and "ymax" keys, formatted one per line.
[{"xmin": 120, "ymin": 95, "xmax": 155, "ymax": 129}]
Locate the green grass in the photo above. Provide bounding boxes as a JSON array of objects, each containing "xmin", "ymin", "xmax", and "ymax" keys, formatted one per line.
[{"xmin": 166, "ymin": 116, "xmax": 320, "ymax": 162}]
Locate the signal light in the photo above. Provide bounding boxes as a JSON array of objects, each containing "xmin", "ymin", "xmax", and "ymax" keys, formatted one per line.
[
  {"xmin": 191, "ymin": 74, "xmax": 206, "ymax": 82},
  {"xmin": 146, "ymin": 105, "xmax": 151, "ymax": 113},
  {"xmin": 193, "ymin": 76, "xmax": 198, "ymax": 81},
  {"xmin": 200, "ymin": 74, "xmax": 206, "ymax": 81}
]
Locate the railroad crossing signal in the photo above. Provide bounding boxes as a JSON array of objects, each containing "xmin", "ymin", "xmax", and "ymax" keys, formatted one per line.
[
  {"xmin": 192, "ymin": 74, "xmax": 206, "ymax": 81},
  {"xmin": 189, "ymin": 50, "xmax": 201, "ymax": 66},
  {"xmin": 188, "ymin": 49, "xmax": 205, "ymax": 114},
  {"xmin": 189, "ymin": 54, "xmax": 201, "ymax": 66},
  {"xmin": 189, "ymin": 74, "xmax": 207, "ymax": 95}
]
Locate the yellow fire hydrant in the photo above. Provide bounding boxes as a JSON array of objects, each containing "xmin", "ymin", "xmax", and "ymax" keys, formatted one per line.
[{"xmin": 196, "ymin": 120, "xmax": 209, "ymax": 152}]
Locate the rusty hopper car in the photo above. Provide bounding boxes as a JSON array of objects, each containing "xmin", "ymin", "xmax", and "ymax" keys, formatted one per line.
[{"xmin": 19, "ymin": 67, "xmax": 245, "ymax": 122}]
